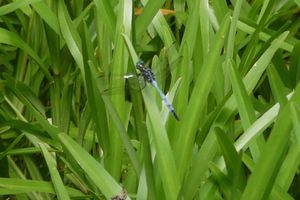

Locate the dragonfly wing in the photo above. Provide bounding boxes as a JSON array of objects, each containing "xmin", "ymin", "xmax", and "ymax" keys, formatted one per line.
[
  {"xmin": 150, "ymin": 80, "xmax": 180, "ymax": 120},
  {"xmin": 149, "ymin": 54, "xmax": 182, "ymax": 90},
  {"xmin": 96, "ymin": 73, "xmax": 144, "ymax": 95}
]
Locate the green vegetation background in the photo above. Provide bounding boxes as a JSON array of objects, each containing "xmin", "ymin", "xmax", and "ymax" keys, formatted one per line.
[{"xmin": 1, "ymin": 0, "xmax": 300, "ymax": 199}]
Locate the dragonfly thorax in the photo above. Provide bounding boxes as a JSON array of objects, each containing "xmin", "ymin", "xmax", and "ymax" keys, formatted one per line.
[
  {"xmin": 134, "ymin": 60, "xmax": 180, "ymax": 121},
  {"xmin": 136, "ymin": 60, "xmax": 155, "ymax": 83}
]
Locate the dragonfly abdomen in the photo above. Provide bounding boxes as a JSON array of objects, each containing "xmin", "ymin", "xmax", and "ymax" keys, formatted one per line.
[
  {"xmin": 136, "ymin": 60, "xmax": 180, "ymax": 121},
  {"xmin": 151, "ymin": 81, "xmax": 180, "ymax": 121}
]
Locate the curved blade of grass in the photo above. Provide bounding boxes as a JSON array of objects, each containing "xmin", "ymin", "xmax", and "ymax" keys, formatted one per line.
[
  {"xmin": 198, "ymin": 180, "xmax": 219, "ymax": 200},
  {"xmin": 57, "ymin": 133, "xmax": 130, "ymax": 200},
  {"xmin": 135, "ymin": 0, "xmax": 166, "ymax": 40},
  {"xmin": 174, "ymin": 14, "xmax": 230, "ymax": 180},
  {"xmin": 274, "ymin": 137, "xmax": 300, "ymax": 191},
  {"xmin": 209, "ymin": 162, "xmax": 232, "ymax": 199},
  {"xmin": 215, "ymin": 127, "xmax": 245, "ymax": 200},
  {"xmin": 271, "ymin": 103, "xmax": 300, "ymax": 192},
  {"xmin": 121, "ymin": 34, "xmax": 157, "ymax": 196},
  {"xmin": 225, "ymin": 0, "xmax": 243, "ymax": 60},
  {"xmin": 199, "ymin": 0, "xmax": 210, "ymax": 57},
  {"xmin": 39, "ymin": 143, "xmax": 70, "ymax": 200},
  {"xmin": 152, "ymin": 11, "xmax": 177, "ymax": 48},
  {"xmin": 58, "ymin": 1, "xmax": 83, "ymax": 74},
  {"xmin": 94, "ymin": 0, "xmax": 116, "ymax": 40},
  {"xmin": 122, "ymin": 33, "xmax": 139, "ymax": 63},
  {"xmin": 0, "ymin": 133, "xmax": 25, "ymax": 160},
  {"xmin": 94, "ymin": 74, "xmax": 141, "ymax": 176},
  {"xmin": 236, "ymin": 20, "xmax": 293, "ymax": 52},
  {"xmin": 229, "ymin": 61, "xmax": 256, "ymax": 129},
  {"xmin": 243, "ymin": 31, "xmax": 289, "ymax": 91},
  {"xmin": 100, "ymin": 92, "xmax": 140, "ymax": 175},
  {"xmin": 0, "ymin": 0, "xmax": 41, "ymax": 16},
  {"xmin": 82, "ymin": 21, "xmax": 110, "ymax": 153},
  {"xmin": 183, "ymin": 31, "xmax": 290, "ymax": 199},
  {"xmin": 229, "ymin": 60, "xmax": 265, "ymax": 161},
  {"xmin": 234, "ymin": 92, "xmax": 293, "ymax": 151},
  {"xmin": 0, "ymin": 28, "xmax": 52, "ymax": 81},
  {"xmin": 240, "ymin": 84, "xmax": 300, "ymax": 200},
  {"xmin": 106, "ymin": 0, "xmax": 133, "ymax": 179},
  {"xmin": 289, "ymin": 42, "xmax": 300, "ymax": 88},
  {"xmin": 267, "ymin": 64, "xmax": 288, "ymax": 106},
  {"xmin": 0, "ymin": 178, "xmax": 84, "ymax": 197},
  {"xmin": 87, "ymin": 61, "xmax": 140, "ymax": 175},
  {"xmin": 269, "ymin": 185, "xmax": 294, "ymax": 200},
  {"xmin": 291, "ymin": 102, "xmax": 300, "ymax": 149},
  {"xmin": 179, "ymin": 0, "xmax": 200, "ymax": 58},
  {"xmin": 183, "ymin": 130, "xmax": 219, "ymax": 199},
  {"xmin": 3, "ymin": 74, "xmax": 59, "ymax": 141},
  {"xmin": 142, "ymin": 86, "xmax": 180, "ymax": 199},
  {"xmin": 31, "ymin": 1, "xmax": 60, "ymax": 34},
  {"xmin": 23, "ymin": 156, "xmax": 51, "ymax": 200},
  {"xmin": 214, "ymin": 31, "xmax": 290, "ymax": 141},
  {"xmin": 6, "ymin": 157, "xmax": 38, "ymax": 200}
]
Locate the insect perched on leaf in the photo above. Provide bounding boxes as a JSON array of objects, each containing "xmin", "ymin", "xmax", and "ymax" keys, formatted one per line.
[
  {"xmin": 135, "ymin": 60, "xmax": 180, "ymax": 120},
  {"xmin": 98, "ymin": 59, "xmax": 180, "ymax": 121}
]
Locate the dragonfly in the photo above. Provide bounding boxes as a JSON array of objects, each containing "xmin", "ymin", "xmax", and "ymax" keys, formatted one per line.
[{"xmin": 134, "ymin": 60, "xmax": 180, "ymax": 121}]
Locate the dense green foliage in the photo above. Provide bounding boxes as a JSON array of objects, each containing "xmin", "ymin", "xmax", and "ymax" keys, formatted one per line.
[{"xmin": 1, "ymin": 0, "xmax": 300, "ymax": 199}]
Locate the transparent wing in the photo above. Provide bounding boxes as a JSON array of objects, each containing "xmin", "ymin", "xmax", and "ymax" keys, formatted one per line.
[
  {"xmin": 137, "ymin": 42, "xmax": 181, "ymax": 82},
  {"xmin": 96, "ymin": 44, "xmax": 181, "ymax": 96},
  {"xmin": 145, "ymin": 54, "xmax": 182, "ymax": 93},
  {"xmin": 96, "ymin": 73, "xmax": 144, "ymax": 96}
]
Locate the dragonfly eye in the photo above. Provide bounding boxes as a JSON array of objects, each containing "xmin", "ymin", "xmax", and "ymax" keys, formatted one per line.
[{"xmin": 136, "ymin": 60, "xmax": 145, "ymax": 69}]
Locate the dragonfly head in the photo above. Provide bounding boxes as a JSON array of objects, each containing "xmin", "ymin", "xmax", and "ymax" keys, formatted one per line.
[{"xmin": 136, "ymin": 60, "xmax": 145, "ymax": 70}]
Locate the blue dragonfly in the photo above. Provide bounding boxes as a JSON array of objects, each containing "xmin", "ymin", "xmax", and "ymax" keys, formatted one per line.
[
  {"xmin": 134, "ymin": 60, "xmax": 180, "ymax": 121},
  {"xmin": 99, "ymin": 58, "xmax": 180, "ymax": 121}
]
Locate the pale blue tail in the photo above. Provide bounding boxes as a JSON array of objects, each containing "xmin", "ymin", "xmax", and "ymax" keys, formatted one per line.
[{"xmin": 150, "ymin": 80, "xmax": 180, "ymax": 121}]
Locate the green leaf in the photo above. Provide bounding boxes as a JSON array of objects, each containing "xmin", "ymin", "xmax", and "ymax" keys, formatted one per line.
[
  {"xmin": 135, "ymin": 0, "xmax": 166, "ymax": 40},
  {"xmin": 240, "ymin": 84, "xmax": 300, "ymax": 200},
  {"xmin": 142, "ymin": 86, "xmax": 180, "ymax": 199},
  {"xmin": 215, "ymin": 127, "xmax": 245, "ymax": 199},
  {"xmin": 57, "ymin": 133, "xmax": 128, "ymax": 200},
  {"xmin": 0, "ymin": 0, "xmax": 41, "ymax": 16},
  {"xmin": 0, "ymin": 28, "xmax": 52, "ymax": 81},
  {"xmin": 174, "ymin": 13, "xmax": 230, "ymax": 181},
  {"xmin": 39, "ymin": 143, "xmax": 71, "ymax": 200},
  {"xmin": 0, "ymin": 178, "xmax": 84, "ymax": 197},
  {"xmin": 58, "ymin": 1, "xmax": 83, "ymax": 74},
  {"xmin": 31, "ymin": 1, "xmax": 60, "ymax": 34},
  {"xmin": 267, "ymin": 64, "xmax": 288, "ymax": 106}
]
